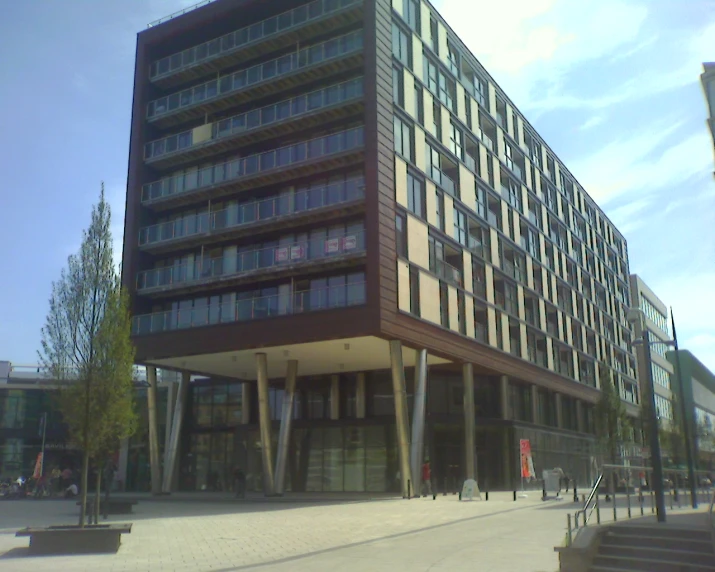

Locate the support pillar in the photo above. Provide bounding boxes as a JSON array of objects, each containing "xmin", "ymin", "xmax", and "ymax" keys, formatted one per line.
[
  {"xmin": 117, "ymin": 438, "xmax": 129, "ymax": 492},
  {"xmin": 162, "ymin": 380, "xmax": 177, "ymax": 475},
  {"xmin": 500, "ymin": 375, "xmax": 510, "ymax": 420},
  {"xmin": 161, "ymin": 372, "xmax": 190, "ymax": 494},
  {"xmin": 555, "ymin": 393, "xmax": 563, "ymax": 429},
  {"xmin": 356, "ymin": 373, "xmax": 366, "ymax": 419},
  {"xmin": 241, "ymin": 383, "xmax": 250, "ymax": 424},
  {"xmin": 389, "ymin": 340, "xmax": 412, "ymax": 498},
  {"xmin": 531, "ymin": 385, "xmax": 539, "ymax": 425},
  {"xmin": 274, "ymin": 360, "xmax": 298, "ymax": 495},
  {"xmin": 463, "ymin": 363, "xmax": 476, "ymax": 481},
  {"xmin": 146, "ymin": 366, "xmax": 162, "ymax": 495},
  {"xmin": 330, "ymin": 375, "xmax": 340, "ymax": 420},
  {"xmin": 256, "ymin": 353, "xmax": 275, "ymax": 496},
  {"xmin": 410, "ymin": 349, "xmax": 428, "ymax": 496}
]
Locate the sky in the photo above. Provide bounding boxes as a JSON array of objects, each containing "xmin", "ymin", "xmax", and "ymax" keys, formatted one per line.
[{"xmin": 0, "ymin": 0, "xmax": 713, "ymax": 371}]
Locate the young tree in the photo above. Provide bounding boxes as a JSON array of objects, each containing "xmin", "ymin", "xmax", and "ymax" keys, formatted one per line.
[
  {"xmin": 39, "ymin": 185, "xmax": 137, "ymax": 527},
  {"xmin": 595, "ymin": 366, "xmax": 631, "ymax": 465}
]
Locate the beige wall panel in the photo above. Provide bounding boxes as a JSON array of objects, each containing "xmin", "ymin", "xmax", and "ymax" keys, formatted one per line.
[
  {"xmin": 546, "ymin": 337, "xmax": 555, "ymax": 370},
  {"xmin": 572, "ymin": 350, "xmax": 580, "ymax": 381},
  {"xmin": 193, "ymin": 124, "xmax": 212, "ymax": 144},
  {"xmin": 470, "ymin": 97, "xmax": 480, "ymax": 134},
  {"xmin": 516, "ymin": 115, "xmax": 526, "ymax": 150},
  {"xmin": 520, "ymin": 323, "xmax": 529, "ymax": 360},
  {"xmin": 478, "ymin": 143, "xmax": 489, "ymax": 182},
  {"xmin": 465, "ymin": 295, "xmax": 475, "ymax": 338},
  {"xmin": 490, "ymin": 228, "xmax": 500, "ymax": 268},
  {"xmin": 420, "ymin": 1, "xmax": 431, "ymax": 39},
  {"xmin": 462, "ymin": 250, "xmax": 473, "ymax": 293},
  {"xmin": 513, "ymin": 209, "xmax": 521, "ymax": 245},
  {"xmin": 485, "ymin": 264, "xmax": 495, "ymax": 304},
  {"xmin": 565, "ymin": 314, "xmax": 573, "ymax": 346},
  {"xmin": 500, "ymin": 201, "xmax": 510, "ymax": 235},
  {"xmin": 487, "ymin": 307, "xmax": 498, "ymax": 348},
  {"xmin": 456, "ymin": 83, "xmax": 467, "ymax": 123},
  {"xmin": 407, "ymin": 214, "xmax": 430, "ymax": 269},
  {"xmin": 526, "ymin": 256, "xmax": 534, "ymax": 290},
  {"xmin": 501, "ymin": 313, "xmax": 510, "ymax": 353},
  {"xmin": 441, "ymin": 105, "xmax": 451, "ymax": 148},
  {"xmin": 506, "ymin": 102, "xmax": 515, "ymax": 138},
  {"xmin": 437, "ymin": 21, "xmax": 449, "ymax": 64},
  {"xmin": 412, "ymin": 34, "xmax": 424, "ymax": 81},
  {"xmin": 395, "ymin": 155, "xmax": 408, "ymax": 208},
  {"xmin": 535, "ymin": 170, "xmax": 542, "ymax": 197},
  {"xmin": 423, "ymin": 90, "xmax": 435, "ymax": 137},
  {"xmin": 404, "ymin": 69, "xmax": 416, "ymax": 119},
  {"xmin": 517, "ymin": 285, "xmax": 526, "ymax": 320},
  {"xmin": 557, "ymin": 310, "xmax": 564, "ymax": 343},
  {"xmin": 414, "ymin": 126, "xmax": 427, "ymax": 171},
  {"xmin": 397, "ymin": 260, "xmax": 411, "ymax": 312},
  {"xmin": 459, "ymin": 164, "xmax": 476, "ymax": 211},
  {"xmin": 488, "ymin": 82, "xmax": 497, "ymax": 117},
  {"xmin": 448, "ymin": 285, "xmax": 459, "ymax": 332},
  {"xmin": 419, "ymin": 271, "xmax": 441, "ymax": 324},
  {"xmin": 392, "ymin": 0, "xmax": 403, "ymax": 16},
  {"xmin": 443, "ymin": 194, "xmax": 454, "ymax": 237},
  {"xmin": 496, "ymin": 126, "xmax": 506, "ymax": 160},
  {"xmin": 539, "ymin": 298, "xmax": 547, "ymax": 331},
  {"xmin": 425, "ymin": 180, "xmax": 437, "ymax": 226}
]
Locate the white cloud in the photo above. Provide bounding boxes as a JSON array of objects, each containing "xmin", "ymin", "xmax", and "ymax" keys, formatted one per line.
[{"xmin": 579, "ymin": 115, "xmax": 606, "ymax": 131}]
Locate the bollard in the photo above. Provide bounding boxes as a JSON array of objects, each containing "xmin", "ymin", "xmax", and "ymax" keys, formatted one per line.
[
  {"xmin": 485, "ymin": 491, "xmax": 489, "ymax": 501},
  {"xmin": 626, "ymin": 486, "xmax": 631, "ymax": 519},
  {"xmin": 639, "ymin": 490, "xmax": 644, "ymax": 516},
  {"xmin": 542, "ymin": 487, "xmax": 547, "ymax": 500},
  {"xmin": 407, "ymin": 480, "xmax": 411, "ymax": 499},
  {"xmin": 432, "ymin": 493, "xmax": 436, "ymax": 500},
  {"xmin": 459, "ymin": 491, "xmax": 462, "ymax": 501},
  {"xmin": 650, "ymin": 489, "xmax": 655, "ymax": 514},
  {"xmin": 567, "ymin": 514, "xmax": 573, "ymax": 546},
  {"xmin": 573, "ymin": 485, "xmax": 578, "ymax": 503},
  {"xmin": 596, "ymin": 494, "xmax": 601, "ymax": 524},
  {"xmin": 513, "ymin": 490, "xmax": 517, "ymax": 502}
]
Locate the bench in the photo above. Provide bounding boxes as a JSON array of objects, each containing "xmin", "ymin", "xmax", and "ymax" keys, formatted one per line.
[
  {"xmin": 16, "ymin": 524, "xmax": 132, "ymax": 555},
  {"xmin": 76, "ymin": 498, "xmax": 139, "ymax": 515}
]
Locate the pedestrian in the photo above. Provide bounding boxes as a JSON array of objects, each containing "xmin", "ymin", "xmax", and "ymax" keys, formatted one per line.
[
  {"xmin": 233, "ymin": 466, "xmax": 246, "ymax": 498},
  {"xmin": 421, "ymin": 460, "xmax": 433, "ymax": 497}
]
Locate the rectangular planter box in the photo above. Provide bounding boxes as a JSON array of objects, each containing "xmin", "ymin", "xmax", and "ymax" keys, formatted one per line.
[
  {"xmin": 76, "ymin": 499, "xmax": 139, "ymax": 515},
  {"xmin": 16, "ymin": 524, "xmax": 132, "ymax": 555}
]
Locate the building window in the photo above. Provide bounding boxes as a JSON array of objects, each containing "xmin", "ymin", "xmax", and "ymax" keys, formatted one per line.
[
  {"xmin": 438, "ymin": 69, "xmax": 456, "ymax": 111},
  {"xmin": 472, "ymin": 260, "xmax": 486, "ymax": 299},
  {"xmin": 424, "ymin": 56, "xmax": 438, "ymax": 93},
  {"xmin": 396, "ymin": 213, "xmax": 407, "ymax": 258},
  {"xmin": 454, "ymin": 208, "xmax": 467, "ymax": 245},
  {"xmin": 449, "ymin": 122, "xmax": 463, "ymax": 160},
  {"xmin": 393, "ymin": 115, "xmax": 413, "ymax": 161},
  {"xmin": 439, "ymin": 281, "xmax": 449, "ymax": 327},
  {"xmin": 495, "ymin": 96, "xmax": 507, "ymax": 129},
  {"xmin": 409, "ymin": 266, "xmax": 420, "ymax": 315},
  {"xmin": 393, "ymin": 66, "xmax": 404, "ymax": 106},
  {"xmin": 407, "ymin": 172, "xmax": 425, "ymax": 218},
  {"xmin": 403, "ymin": 0, "xmax": 419, "ymax": 31},
  {"xmin": 447, "ymin": 42, "xmax": 460, "ymax": 77},
  {"xmin": 392, "ymin": 22, "xmax": 412, "ymax": 67},
  {"xmin": 435, "ymin": 189, "xmax": 445, "ymax": 231},
  {"xmin": 474, "ymin": 184, "xmax": 486, "ymax": 220},
  {"xmin": 429, "ymin": 17, "xmax": 438, "ymax": 53},
  {"xmin": 414, "ymin": 84, "xmax": 424, "ymax": 124}
]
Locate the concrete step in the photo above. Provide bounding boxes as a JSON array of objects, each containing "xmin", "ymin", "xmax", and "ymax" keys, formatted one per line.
[
  {"xmin": 600, "ymin": 544, "xmax": 715, "ymax": 566},
  {"xmin": 612, "ymin": 525, "xmax": 711, "ymax": 542},
  {"xmin": 602, "ymin": 533, "xmax": 713, "ymax": 553},
  {"xmin": 592, "ymin": 554, "xmax": 715, "ymax": 572}
]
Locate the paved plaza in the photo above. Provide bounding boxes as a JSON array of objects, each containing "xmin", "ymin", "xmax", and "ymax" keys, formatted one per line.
[{"xmin": 0, "ymin": 491, "xmax": 710, "ymax": 571}]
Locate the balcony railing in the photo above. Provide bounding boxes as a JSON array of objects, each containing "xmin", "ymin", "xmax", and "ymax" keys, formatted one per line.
[
  {"xmin": 147, "ymin": 29, "xmax": 363, "ymax": 120},
  {"xmin": 132, "ymin": 281, "xmax": 366, "ymax": 335},
  {"xmin": 141, "ymin": 126, "xmax": 364, "ymax": 203},
  {"xmin": 149, "ymin": 0, "xmax": 361, "ymax": 79},
  {"xmin": 136, "ymin": 231, "xmax": 366, "ymax": 291},
  {"xmin": 139, "ymin": 178, "xmax": 364, "ymax": 247},
  {"xmin": 144, "ymin": 77, "xmax": 363, "ymax": 160},
  {"xmin": 435, "ymin": 259, "xmax": 462, "ymax": 287},
  {"xmin": 428, "ymin": 166, "xmax": 456, "ymax": 196}
]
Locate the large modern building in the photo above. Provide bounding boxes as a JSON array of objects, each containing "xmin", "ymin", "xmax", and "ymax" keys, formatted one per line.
[
  {"xmin": 121, "ymin": 0, "xmax": 638, "ymax": 495},
  {"xmin": 702, "ymin": 62, "xmax": 715, "ymax": 175}
]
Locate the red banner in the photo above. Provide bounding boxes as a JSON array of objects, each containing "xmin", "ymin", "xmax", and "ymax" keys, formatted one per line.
[
  {"xmin": 520, "ymin": 439, "xmax": 535, "ymax": 479},
  {"xmin": 33, "ymin": 452, "xmax": 43, "ymax": 479}
]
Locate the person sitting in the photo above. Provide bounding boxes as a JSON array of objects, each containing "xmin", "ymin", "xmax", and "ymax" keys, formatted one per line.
[{"xmin": 64, "ymin": 483, "xmax": 78, "ymax": 498}]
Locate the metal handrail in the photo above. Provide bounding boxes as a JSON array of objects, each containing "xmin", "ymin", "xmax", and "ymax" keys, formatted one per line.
[{"xmin": 574, "ymin": 473, "xmax": 603, "ymax": 527}]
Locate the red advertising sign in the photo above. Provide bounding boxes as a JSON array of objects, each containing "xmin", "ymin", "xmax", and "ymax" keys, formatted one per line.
[
  {"xmin": 290, "ymin": 245, "xmax": 304, "ymax": 260},
  {"xmin": 520, "ymin": 439, "xmax": 535, "ymax": 479},
  {"xmin": 342, "ymin": 235, "xmax": 357, "ymax": 250},
  {"xmin": 275, "ymin": 247, "xmax": 289, "ymax": 262},
  {"xmin": 325, "ymin": 238, "xmax": 340, "ymax": 254}
]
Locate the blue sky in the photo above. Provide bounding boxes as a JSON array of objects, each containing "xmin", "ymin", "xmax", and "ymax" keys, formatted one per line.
[{"xmin": 0, "ymin": 0, "xmax": 713, "ymax": 370}]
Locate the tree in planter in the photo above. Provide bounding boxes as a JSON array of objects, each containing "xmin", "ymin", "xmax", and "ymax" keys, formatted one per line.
[
  {"xmin": 39, "ymin": 185, "xmax": 137, "ymax": 527},
  {"xmin": 594, "ymin": 366, "xmax": 631, "ymax": 494}
]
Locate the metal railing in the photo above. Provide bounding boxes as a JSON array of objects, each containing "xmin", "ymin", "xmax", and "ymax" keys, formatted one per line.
[
  {"xmin": 132, "ymin": 281, "xmax": 366, "ymax": 335},
  {"xmin": 141, "ymin": 126, "xmax": 364, "ymax": 203},
  {"xmin": 144, "ymin": 77, "xmax": 363, "ymax": 160},
  {"xmin": 149, "ymin": 0, "xmax": 360, "ymax": 74},
  {"xmin": 147, "ymin": 29, "xmax": 363, "ymax": 119},
  {"xmin": 136, "ymin": 230, "xmax": 365, "ymax": 291},
  {"xmin": 138, "ymin": 177, "xmax": 364, "ymax": 247},
  {"xmin": 565, "ymin": 464, "xmax": 715, "ymax": 546}
]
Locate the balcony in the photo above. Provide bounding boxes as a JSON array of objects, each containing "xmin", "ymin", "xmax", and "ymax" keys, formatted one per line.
[
  {"xmin": 138, "ymin": 178, "xmax": 365, "ymax": 254},
  {"xmin": 435, "ymin": 259, "xmax": 462, "ymax": 287},
  {"xmin": 149, "ymin": 0, "xmax": 363, "ymax": 89},
  {"xmin": 132, "ymin": 281, "xmax": 366, "ymax": 336},
  {"xmin": 147, "ymin": 30, "xmax": 364, "ymax": 129},
  {"xmin": 136, "ymin": 231, "xmax": 366, "ymax": 298},
  {"xmin": 144, "ymin": 77, "xmax": 364, "ymax": 169},
  {"xmin": 141, "ymin": 126, "xmax": 364, "ymax": 211}
]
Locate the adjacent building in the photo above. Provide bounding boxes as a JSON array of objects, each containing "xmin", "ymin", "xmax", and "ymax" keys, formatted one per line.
[
  {"xmin": 121, "ymin": 0, "xmax": 637, "ymax": 495},
  {"xmin": 701, "ymin": 62, "xmax": 715, "ymax": 175}
]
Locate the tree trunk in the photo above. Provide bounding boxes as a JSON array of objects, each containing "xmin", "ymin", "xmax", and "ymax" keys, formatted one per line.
[
  {"xmin": 94, "ymin": 466, "xmax": 101, "ymax": 524},
  {"xmin": 78, "ymin": 451, "xmax": 89, "ymax": 528}
]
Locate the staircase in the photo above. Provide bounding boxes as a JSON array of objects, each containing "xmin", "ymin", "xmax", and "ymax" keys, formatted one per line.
[{"xmin": 590, "ymin": 525, "xmax": 715, "ymax": 571}]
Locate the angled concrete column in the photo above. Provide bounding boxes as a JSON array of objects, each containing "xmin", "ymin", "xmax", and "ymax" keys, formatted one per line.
[
  {"xmin": 410, "ymin": 349, "xmax": 428, "ymax": 495},
  {"xmin": 330, "ymin": 375, "xmax": 340, "ymax": 420},
  {"xmin": 162, "ymin": 380, "xmax": 177, "ymax": 473},
  {"xmin": 389, "ymin": 340, "xmax": 412, "ymax": 498},
  {"xmin": 576, "ymin": 399, "xmax": 584, "ymax": 433},
  {"xmin": 162, "ymin": 372, "xmax": 190, "ymax": 493},
  {"xmin": 241, "ymin": 383, "xmax": 250, "ymax": 424},
  {"xmin": 356, "ymin": 373, "xmax": 366, "ymax": 419},
  {"xmin": 146, "ymin": 366, "xmax": 162, "ymax": 495},
  {"xmin": 531, "ymin": 385, "xmax": 539, "ymax": 425},
  {"xmin": 463, "ymin": 363, "xmax": 476, "ymax": 481},
  {"xmin": 256, "ymin": 353, "xmax": 275, "ymax": 495},
  {"xmin": 274, "ymin": 360, "xmax": 298, "ymax": 495},
  {"xmin": 555, "ymin": 393, "xmax": 563, "ymax": 429},
  {"xmin": 500, "ymin": 375, "xmax": 510, "ymax": 420}
]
